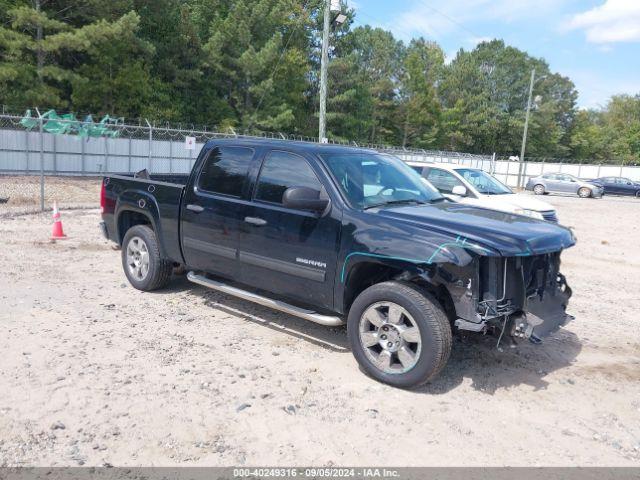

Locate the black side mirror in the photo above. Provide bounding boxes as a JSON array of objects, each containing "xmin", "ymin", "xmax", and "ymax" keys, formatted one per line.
[{"xmin": 283, "ymin": 186, "xmax": 330, "ymax": 213}]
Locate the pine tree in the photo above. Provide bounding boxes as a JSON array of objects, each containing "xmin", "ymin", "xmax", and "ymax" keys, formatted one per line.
[
  {"xmin": 398, "ymin": 38, "xmax": 444, "ymax": 149},
  {"xmin": 201, "ymin": 0, "xmax": 313, "ymax": 132},
  {"xmin": 0, "ymin": 1, "xmax": 153, "ymax": 116}
]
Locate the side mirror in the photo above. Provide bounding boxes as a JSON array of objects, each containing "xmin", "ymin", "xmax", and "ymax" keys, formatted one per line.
[
  {"xmin": 451, "ymin": 185, "xmax": 467, "ymax": 196},
  {"xmin": 282, "ymin": 186, "xmax": 329, "ymax": 213}
]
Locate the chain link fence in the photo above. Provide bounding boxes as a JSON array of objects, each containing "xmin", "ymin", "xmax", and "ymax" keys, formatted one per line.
[{"xmin": 1, "ymin": 110, "xmax": 639, "ymax": 214}]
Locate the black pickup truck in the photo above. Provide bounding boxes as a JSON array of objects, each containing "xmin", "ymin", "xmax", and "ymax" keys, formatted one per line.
[{"xmin": 100, "ymin": 139, "xmax": 575, "ymax": 388}]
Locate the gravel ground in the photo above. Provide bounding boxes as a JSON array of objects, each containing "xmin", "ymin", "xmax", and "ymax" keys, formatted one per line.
[{"xmin": 0, "ymin": 192, "xmax": 639, "ymax": 467}]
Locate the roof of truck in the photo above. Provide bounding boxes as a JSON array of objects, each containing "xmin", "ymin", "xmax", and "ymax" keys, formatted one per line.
[{"xmin": 204, "ymin": 137, "xmax": 378, "ymax": 155}]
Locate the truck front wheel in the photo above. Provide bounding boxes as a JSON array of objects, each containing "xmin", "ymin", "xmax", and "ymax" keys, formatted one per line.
[
  {"xmin": 347, "ymin": 281, "xmax": 452, "ymax": 388},
  {"xmin": 121, "ymin": 225, "xmax": 173, "ymax": 291}
]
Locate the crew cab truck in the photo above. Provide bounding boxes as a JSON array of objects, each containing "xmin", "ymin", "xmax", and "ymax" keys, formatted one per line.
[{"xmin": 100, "ymin": 139, "xmax": 575, "ymax": 388}]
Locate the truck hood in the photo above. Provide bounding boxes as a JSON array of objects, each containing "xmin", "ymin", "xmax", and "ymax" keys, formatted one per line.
[{"xmin": 376, "ymin": 202, "xmax": 575, "ymax": 257}]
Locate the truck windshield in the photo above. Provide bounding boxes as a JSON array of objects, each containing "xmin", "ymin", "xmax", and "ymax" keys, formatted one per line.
[
  {"xmin": 320, "ymin": 153, "xmax": 444, "ymax": 209},
  {"xmin": 455, "ymin": 168, "xmax": 512, "ymax": 195}
]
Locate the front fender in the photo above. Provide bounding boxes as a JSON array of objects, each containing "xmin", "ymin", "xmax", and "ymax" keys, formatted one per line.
[
  {"xmin": 334, "ymin": 215, "xmax": 499, "ymax": 315},
  {"xmin": 340, "ymin": 226, "xmax": 496, "ymax": 284}
]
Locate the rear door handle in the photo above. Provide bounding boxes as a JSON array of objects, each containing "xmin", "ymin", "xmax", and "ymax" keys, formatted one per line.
[
  {"xmin": 186, "ymin": 204, "xmax": 204, "ymax": 213},
  {"xmin": 244, "ymin": 216, "xmax": 267, "ymax": 226}
]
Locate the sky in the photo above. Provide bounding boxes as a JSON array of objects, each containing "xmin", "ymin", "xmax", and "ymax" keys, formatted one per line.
[{"xmin": 349, "ymin": 0, "xmax": 640, "ymax": 109}]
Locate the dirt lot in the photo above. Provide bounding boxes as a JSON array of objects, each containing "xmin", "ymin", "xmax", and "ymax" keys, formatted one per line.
[{"xmin": 0, "ymin": 185, "xmax": 639, "ymax": 466}]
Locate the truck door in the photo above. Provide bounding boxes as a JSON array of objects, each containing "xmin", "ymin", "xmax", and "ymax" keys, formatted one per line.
[
  {"xmin": 238, "ymin": 150, "xmax": 341, "ymax": 311},
  {"xmin": 180, "ymin": 145, "xmax": 257, "ymax": 279}
]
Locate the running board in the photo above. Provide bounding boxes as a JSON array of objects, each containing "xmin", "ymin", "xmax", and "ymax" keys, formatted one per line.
[{"xmin": 187, "ymin": 271, "xmax": 345, "ymax": 327}]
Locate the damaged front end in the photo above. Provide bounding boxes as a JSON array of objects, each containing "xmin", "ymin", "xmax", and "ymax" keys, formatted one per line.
[{"xmin": 441, "ymin": 253, "xmax": 573, "ymax": 343}]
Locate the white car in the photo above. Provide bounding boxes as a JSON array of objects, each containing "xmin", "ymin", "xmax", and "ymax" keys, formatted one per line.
[{"xmin": 407, "ymin": 162, "xmax": 558, "ymax": 222}]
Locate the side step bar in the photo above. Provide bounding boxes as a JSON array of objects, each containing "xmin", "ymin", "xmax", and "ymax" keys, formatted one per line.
[{"xmin": 187, "ymin": 271, "xmax": 345, "ymax": 327}]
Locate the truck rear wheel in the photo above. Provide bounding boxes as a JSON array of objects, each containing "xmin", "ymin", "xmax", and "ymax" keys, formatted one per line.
[
  {"xmin": 347, "ymin": 281, "xmax": 452, "ymax": 388},
  {"xmin": 122, "ymin": 225, "xmax": 172, "ymax": 291}
]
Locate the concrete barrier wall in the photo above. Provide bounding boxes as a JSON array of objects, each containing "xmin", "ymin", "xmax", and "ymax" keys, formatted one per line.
[{"xmin": 2, "ymin": 125, "xmax": 639, "ymax": 186}]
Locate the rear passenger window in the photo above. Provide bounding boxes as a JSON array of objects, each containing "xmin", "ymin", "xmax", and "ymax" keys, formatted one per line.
[
  {"xmin": 198, "ymin": 146, "xmax": 254, "ymax": 197},
  {"xmin": 425, "ymin": 168, "xmax": 464, "ymax": 194},
  {"xmin": 255, "ymin": 151, "xmax": 322, "ymax": 204}
]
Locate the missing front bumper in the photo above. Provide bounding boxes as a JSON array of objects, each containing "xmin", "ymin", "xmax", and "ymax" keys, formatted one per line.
[{"xmin": 512, "ymin": 278, "xmax": 573, "ymax": 340}]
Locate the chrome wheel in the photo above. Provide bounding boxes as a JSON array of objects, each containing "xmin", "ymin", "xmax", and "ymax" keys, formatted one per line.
[
  {"xmin": 533, "ymin": 184, "xmax": 545, "ymax": 195},
  {"xmin": 359, "ymin": 302, "xmax": 422, "ymax": 374},
  {"xmin": 578, "ymin": 187, "xmax": 591, "ymax": 198},
  {"xmin": 126, "ymin": 236, "xmax": 150, "ymax": 281}
]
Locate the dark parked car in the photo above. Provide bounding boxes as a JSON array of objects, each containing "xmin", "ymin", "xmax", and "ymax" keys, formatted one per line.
[
  {"xmin": 100, "ymin": 139, "xmax": 575, "ymax": 388},
  {"xmin": 589, "ymin": 177, "xmax": 640, "ymax": 197}
]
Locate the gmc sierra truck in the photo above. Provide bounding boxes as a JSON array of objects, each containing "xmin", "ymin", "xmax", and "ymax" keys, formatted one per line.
[{"xmin": 100, "ymin": 139, "xmax": 575, "ymax": 388}]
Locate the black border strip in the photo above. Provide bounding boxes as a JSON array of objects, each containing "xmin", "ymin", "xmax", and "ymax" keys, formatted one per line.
[{"xmin": 183, "ymin": 237, "xmax": 236, "ymax": 260}]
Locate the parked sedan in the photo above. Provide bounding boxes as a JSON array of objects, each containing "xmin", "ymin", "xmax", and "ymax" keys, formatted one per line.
[
  {"xmin": 525, "ymin": 172, "xmax": 603, "ymax": 198},
  {"xmin": 408, "ymin": 162, "xmax": 558, "ymax": 222},
  {"xmin": 589, "ymin": 176, "xmax": 640, "ymax": 197}
]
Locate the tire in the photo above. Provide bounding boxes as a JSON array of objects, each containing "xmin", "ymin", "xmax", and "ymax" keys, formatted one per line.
[
  {"xmin": 533, "ymin": 184, "xmax": 545, "ymax": 195},
  {"xmin": 578, "ymin": 187, "xmax": 591, "ymax": 198},
  {"xmin": 635, "ymin": 191, "xmax": 640, "ymax": 198},
  {"xmin": 121, "ymin": 225, "xmax": 173, "ymax": 291},
  {"xmin": 347, "ymin": 281, "xmax": 452, "ymax": 388}
]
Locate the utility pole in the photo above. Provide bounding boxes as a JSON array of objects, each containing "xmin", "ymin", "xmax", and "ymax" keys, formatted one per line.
[
  {"xmin": 35, "ymin": 0, "xmax": 44, "ymax": 81},
  {"xmin": 517, "ymin": 68, "xmax": 535, "ymax": 189},
  {"xmin": 35, "ymin": 0, "xmax": 46, "ymax": 211},
  {"xmin": 318, "ymin": 0, "xmax": 331, "ymax": 143},
  {"xmin": 37, "ymin": 108, "xmax": 44, "ymax": 211}
]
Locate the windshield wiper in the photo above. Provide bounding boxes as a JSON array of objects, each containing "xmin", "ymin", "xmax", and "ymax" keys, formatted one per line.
[{"xmin": 363, "ymin": 199, "xmax": 428, "ymax": 210}]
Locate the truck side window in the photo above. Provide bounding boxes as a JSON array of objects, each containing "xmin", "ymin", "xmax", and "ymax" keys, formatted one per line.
[
  {"xmin": 426, "ymin": 168, "xmax": 464, "ymax": 194},
  {"xmin": 255, "ymin": 150, "xmax": 322, "ymax": 204},
  {"xmin": 197, "ymin": 146, "xmax": 254, "ymax": 197}
]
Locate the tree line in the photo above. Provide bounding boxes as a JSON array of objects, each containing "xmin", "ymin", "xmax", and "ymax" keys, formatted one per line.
[{"xmin": 1, "ymin": 0, "xmax": 638, "ymax": 164}]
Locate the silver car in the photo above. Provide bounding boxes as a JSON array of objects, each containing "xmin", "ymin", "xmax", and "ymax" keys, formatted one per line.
[{"xmin": 525, "ymin": 172, "xmax": 603, "ymax": 198}]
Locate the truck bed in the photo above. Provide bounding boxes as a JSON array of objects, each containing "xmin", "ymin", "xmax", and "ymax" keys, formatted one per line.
[{"xmin": 101, "ymin": 173, "xmax": 187, "ymax": 263}]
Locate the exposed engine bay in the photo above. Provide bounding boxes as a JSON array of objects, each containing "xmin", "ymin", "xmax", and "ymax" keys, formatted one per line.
[{"xmin": 425, "ymin": 252, "xmax": 573, "ymax": 345}]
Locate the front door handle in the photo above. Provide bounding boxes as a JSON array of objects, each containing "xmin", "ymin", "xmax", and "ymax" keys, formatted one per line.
[
  {"xmin": 244, "ymin": 216, "xmax": 267, "ymax": 226},
  {"xmin": 186, "ymin": 204, "xmax": 204, "ymax": 213}
]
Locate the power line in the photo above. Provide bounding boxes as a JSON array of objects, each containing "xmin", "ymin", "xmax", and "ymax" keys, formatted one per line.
[
  {"xmin": 348, "ymin": 10, "xmax": 422, "ymax": 38},
  {"xmin": 413, "ymin": 0, "xmax": 483, "ymax": 40},
  {"xmin": 351, "ymin": 1, "xmax": 479, "ymax": 45},
  {"xmin": 249, "ymin": 7, "xmax": 307, "ymax": 130}
]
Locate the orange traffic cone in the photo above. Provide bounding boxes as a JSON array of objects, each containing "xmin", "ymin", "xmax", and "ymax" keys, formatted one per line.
[{"xmin": 51, "ymin": 201, "xmax": 67, "ymax": 240}]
